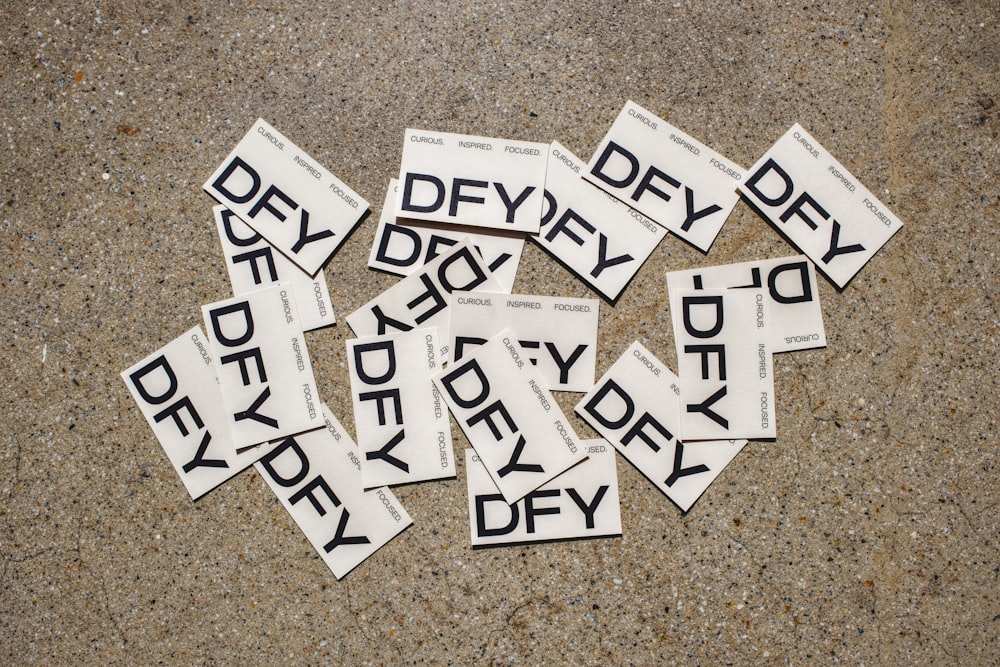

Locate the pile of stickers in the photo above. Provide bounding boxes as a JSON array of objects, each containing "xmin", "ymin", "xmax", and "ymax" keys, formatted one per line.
[{"xmin": 122, "ymin": 101, "xmax": 903, "ymax": 578}]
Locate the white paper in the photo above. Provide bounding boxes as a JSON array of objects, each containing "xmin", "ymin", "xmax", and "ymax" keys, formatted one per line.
[
  {"xmin": 666, "ymin": 255, "xmax": 826, "ymax": 353},
  {"xmin": 738, "ymin": 123, "xmax": 904, "ymax": 288},
  {"xmin": 202, "ymin": 284, "xmax": 322, "ymax": 448},
  {"xmin": 395, "ymin": 128, "xmax": 548, "ymax": 233},
  {"xmin": 213, "ymin": 205, "xmax": 335, "ymax": 332},
  {"xmin": 467, "ymin": 441, "xmax": 621, "ymax": 547},
  {"xmin": 203, "ymin": 118, "xmax": 369, "ymax": 276},
  {"xmin": 576, "ymin": 341, "xmax": 747, "ymax": 512},
  {"xmin": 368, "ymin": 179, "xmax": 524, "ymax": 292},
  {"xmin": 347, "ymin": 238, "xmax": 505, "ymax": 363},
  {"xmin": 583, "ymin": 101, "xmax": 745, "ymax": 252},
  {"xmin": 347, "ymin": 328, "xmax": 455, "ymax": 488},
  {"xmin": 433, "ymin": 329, "xmax": 588, "ymax": 504},
  {"xmin": 255, "ymin": 405, "xmax": 412, "ymax": 579},
  {"xmin": 671, "ymin": 288, "xmax": 776, "ymax": 440},
  {"xmin": 121, "ymin": 326, "xmax": 272, "ymax": 500},
  {"xmin": 535, "ymin": 141, "xmax": 667, "ymax": 301},
  {"xmin": 449, "ymin": 290, "xmax": 599, "ymax": 392}
]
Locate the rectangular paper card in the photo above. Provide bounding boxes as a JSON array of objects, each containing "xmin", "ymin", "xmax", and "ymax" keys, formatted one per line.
[
  {"xmin": 467, "ymin": 441, "xmax": 622, "ymax": 547},
  {"xmin": 576, "ymin": 341, "xmax": 747, "ymax": 512},
  {"xmin": 121, "ymin": 326, "xmax": 273, "ymax": 500},
  {"xmin": 347, "ymin": 328, "xmax": 455, "ymax": 488},
  {"xmin": 347, "ymin": 238, "xmax": 505, "ymax": 363},
  {"xmin": 666, "ymin": 255, "xmax": 826, "ymax": 352},
  {"xmin": 203, "ymin": 118, "xmax": 369, "ymax": 276},
  {"xmin": 583, "ymin": 100, "xmax": 746, "ymax": 252},
  {"xmin": 255, "ymin": 405, "xmax": 412, "ymax": 579},
  {"xmin": 202, "ymin": 283, "xmax": 322, "ymax": 448},
  {"xmin": 433, "ymin": 329, "xmax": 588, "ymax": 504},
  {"xmin": 738, "ymin": 123, "xmax": 904, "ymax": 288},
  {"xmin": 214, "ymin": 205, "xmax": 336, "ymax": 332},
  {"xmin": 671, "ymin": 288, "xmax": 776, "ymax": 440},
  {"xmin": 395, "ymin": 128, "xmax": 548, "ymax": 233},
  {"xmin": 368, "ymin": 179, "xmax": 525, "ymax": 293},
  {"xmin": 535, "ymin": 141, "xmax": 667, "ymax": 302},
  {"xmin": 449, "ymin": 290, "xmax": 599, "ymax": 392}
]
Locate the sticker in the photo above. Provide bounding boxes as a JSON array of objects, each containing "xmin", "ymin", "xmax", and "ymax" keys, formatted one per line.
[
  {"xmin": 467, "ymin": 441, "xmax": 621, "ymax": 547},
  {"xmin": 535, "ymin": 141, "xmax": 667, "ymax": 302},
  {"xmin": 203, "ymin": 118, "xmax": 369, "ymax": 276},
  {"xmin": 576, "ymin": 341, "xmax": 747, "ymax": 512},
  {"xmin": 255, "ymin": 405, "xmax": 412, "ymax": 579},
  {"xmin": 213, "ymin": 205, "xmax": 336, "ymax": 332},
  {"xmin": 395, "ymin": 128, "xmax": 548, "ymax": 233},
  {"xmin": 346, "ymin": 328, "xmax": 455, "ymax": 488},
  {"xmin": 201, "ymin": 284, "xmax": 322, "ymax": 449},
  {"xmin": 346, "ymin": 238, "xmax": 504, "ymax": 363},
  {"xmin": 666, "ymin": 255, "xmax": 826, "ymax": 353},
  {"xmin": 670, "ymin": 288, "xmax": 776, "ymax": 440},
  {"xmin": 368, "ymin": 179, "xmax": 524, "ymax": 293},
  {"xmin": 738, "ymin": 123, "xmax": 904, "ymax": 288},
  {"xmin": 449, "ymin": 290, "xmax": 599, "ymax": 392},
  {"xmin": 121, "ymin": 326, "xmax": 272, "ymax": 500},
  {"xmin": 433, "ymin": 329, "xmax": 588, "ymax": 504},
  {"xmin": 583, "ymin": 101, "xmax": 745, "ymax": 252}
]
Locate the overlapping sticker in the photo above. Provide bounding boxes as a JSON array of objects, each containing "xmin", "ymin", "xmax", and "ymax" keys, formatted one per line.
[
  {"xmin": 395, "ymin": 128, "xmax": 548, "ymax": 233},
  {"xmin": 671, "ymin": 288, "xmax": 776, "ymax": 440},
  {"xmin": 202, "ymin": 283, "xmax": 322, "ymax": 449},
  {"xmin": 121, "ymin": 326, "xmax": 273, "ymax": 500},
  {"xmin": 433, "ymin": 329, "xmax": 588, "ymax": 504},
  {"xmin": 577, "ymin": 341, "xmax": 747, "ymax": 512},
  {"xmin": 368, "ymin": 179, "xmax": 524, "ymax": 293},
  {"xmin": 347, "ymin": 328, "xmax": 455, "ymax": 488},
  {"xmin": 449, "ymin": 290, "xmax": 599, "ymax": 392},
  {"xmin": 738, "ymin": 123, "xmax": 904, "ymax": 288},
  {"xmin": 467, "ymin": 441, "xmax": 621, "ymax": 547},
  {"xmin": 584, "ymin": 100, "xmax": 746, "ymax": 252},
  {"xmin": 203, "ymin": 118, "xmax": 369, "ymax": 276},
  {"xmin": 255, "ymin": 405, "xmax": 412, "ymax": 579},
  {"xmin": 213, "ymin": 205, "xmax": 336, "ymax": 331},
  {"xmin": 347, "ymin": 238, "xmax": 505, "ymax": 362},
  {"xmin": 535, "ymin": 141, "xmax": 667, "ymax": 302},
  {"xmin": 666, "ymin": 255, "xmax": 825, "ymax": 353}
]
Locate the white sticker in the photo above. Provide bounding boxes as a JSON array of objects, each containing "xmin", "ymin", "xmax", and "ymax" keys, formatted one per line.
[
  {"xmin": 347, "ymin": 328, "xmax": 455, "ymax": 488},
  {"xmin": 738, "ymin": 123, "xmax": 904, "ymax": 288},
  {"xmin": 666, "ymin": 255, "xmax": 826, "ymax": 353},
  {"xmin": 346, "ymin": 238, "xmax": 505, "ymax": 363},
  {"xmin": 576, "ymin": 341, "xmax": 747, "ymax": 512},
  {"xmin": 671, "ymin": 288, "xmax": 776, "ymax": 440},
  {"xmin": 368, "ymin": 179, "xmax": 524, "ymax": 293},
  {"xmin": 449, "ymin": 290, "xmax": 599, "ymax": 392},
  {"xmin": 467, "ymin": 442, "xmax": 621, "ymax": 547},
  {"xmin": 121, "ymin": 326, "xmax": 272, "ymax": 500},
  {"xmin": 203, "ymin": 118, "xmax": 369, "ymax": 276},
  {"xmin": 536, "ymin": 141, "xmax": 667, "ymax": 302},
  {"xmin": 213, "ymin": 205, "xmax": 336, "ymax": 332},
  {"xmin": 202, "ymin": 284, "xmax": 322, "ymax": 449},
  {"xmin": 433, "ymin": 329, "xmax": 588, "ymax": 504},
  {"xmin": 395, "ymin": 128, "xmax": 548, "ymax": 233},
  {"xmin": 255, "ymin": 405, "xmax": 412, "ymax": 579},
  {"xmin": 583, "ymin": 101, "xmax": 746, "ymax": 252}
]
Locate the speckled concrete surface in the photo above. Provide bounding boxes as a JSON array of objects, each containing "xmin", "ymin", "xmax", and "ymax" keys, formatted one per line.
[{"xmin": 2, "ymin": 1, "xmax": 997, "ymax": 664}]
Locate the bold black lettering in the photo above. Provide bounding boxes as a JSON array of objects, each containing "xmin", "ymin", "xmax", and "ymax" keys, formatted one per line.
[
  {"xmin": 630, "ymin": 165, "xmax": 680, "ymax": 206},
  {"xmin": 375, "ymin": 224, "xmax": 422, "ymax": 267},
  {"xmin": 524, "ymin": 488, "xmax": 560, "ymax": 533},
  {"xmin": 590, "ymin": 141, "xmax": 639, "ymax": 188},
  {"xmin": 621, "ymin": 412, "xmax": 673, "ymax": 453},
  {"xmin": 209, "ymin": 301, "xmax": 255, "ymax": 347},
  {"xmin": 181, "ymin": 431, "xmax": 228, "ymax": 473},
  {"xmin": 258, "ymin": 436, "xmax": 309, "ymax": 487},
  {"xmin": 475, "ymin": 494, "xmax": 519, "ymax": 537},
  {"xmin": 453, "ymin": 336, "xmax": 487, "ymax": 362},
  {"xmin": 437, "ymin": 245, "xmax": 488, "ymax": 292},
  {"xmin": 290, "ymin": 209, "xmax": 334, "ymax": 253},
  {"xmin": 683, "ymin": 344, "xmax": 727, "ymax": 381},
  {"xmin": 425, "ymin": 235, "xmax": 457, "ymax": 262},
  {"xmin": 680, "ymin": 186, "xmax": 722, "ymax": 232},
  {"xmin": 401, "ymin": 172, "xmax": 445, "ymax": 213},
  {"xmin": 582, "ymin": 379, "xmax": 634, "ymax": 430},
  {"xmin": 448, "ymin": 178, "xmax": 488, "ymax": 217},
  {"xmin": 220, "ymin": 347, "xmax": 267, "ymax": 385},
  {"xmin": 439, "ymin": 359, "xmax": 490, "ymax": 409},
  {"xmin": 682, "ymin": 295, "xmax": 724, "ymax": 339},
  {"xmin": 232, "ymin": 248, "xmax": 278, "ymax": 284},
  {"xmin": 365, "ymin": 429, "xmax": 409, "ymax": 472},
  {"xmin": 566, "ymin": 485, "xmax": 609, "ymax": 529},
  {"xmin": 545, "ymin": 343, "xmax": 587, "ymax": 385},
  {"xmin": 664, "ymin": 442, "xmax": 710, "ymax": 487},
  {"xmin": 590, "ymin": 234, "xmax": 633, "ymax": 278},
  {"xmin": 686, "ymin": 386, "xmax": 728, "ymax": 429},
  {"xmin": 406, "ymin": 274, "xmax": 446, "ymax": 325},
  {"xmin": 545, "ymin": 208, "xmax": 594, "ymax": 245},
  {"xmin": 153, "ymin": 396, "xmax": 205, "ymax": 437},
  {"xmin": 212, "ymin": 156, "xmax": 260, "ymax": 205},
  {"xmin": 539, "ymin": 189, "xmax": 558, "ymax": 226},
  {"xmin": 234, "ymin": 386, "xmax": 278, "ymax": 428},
  {"xmin": 352, "ymin": 340, "xmax": 397, "ymax": 385},
  {"xmin": 248, "ymin": 183, "xmax": 297, "ymax": 222},
  {"xmin": 821, "ymin": 220, "xmax": 866, "ymax": 264},
  {"xmin": 497, "ymin": 434, "xmax": 544, "ymax": 478},
  {"xmin": 494, "ymin": 183, "xmax": 535, "ymax": 224},
  {"xmin": 129, "ymin": 355, "xmax": 177, "ymax": 405},
  {"xmin": 289, "ymin": 475, "xmax": 342, "ymax": 515},
  {"xmin": 359, "ymin": 388, "xmax": 403, "ymax": 426},
  {"xmin": 779, "ymin": 191, "xmax": 828, "ymax": 231},
  {"xmin": 768, "ymin": 261, "xmax": 812, "ymax": 304},
  {"xmin": 744, "ymin": 158, "xmax": 794, "ymax": 207},
  {"xmin": 220, "ymin": 208, "xmax": 260, "ymax": 246},
  {"xmin": 370, "ymin": 305, "xmax": 414, "ymax": 335},
  {"xmin": 323, "ymin": 509, "xmax": 371, "ymax": 552},
  {"xmin": 468, "ymin": 400, "xmax": 518, "ymax": 442}
]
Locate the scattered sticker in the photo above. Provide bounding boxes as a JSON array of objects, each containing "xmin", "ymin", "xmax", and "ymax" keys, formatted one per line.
[
  {"xmin": 738, "ymin": 123, "xmax": 903, "ymax": 288},
  {"xmin": 467, "ymin": 441, "xmax": 621, "ymax": 547},
  {"xmin": 433, "ymin": 329, "xmax": 588, "ymax": 504},
  {"xmin": 395, "ymin": 128, "xmax": 548, "ymax": 233},
  {"xmin": 577, "ymin": 341, "xmax": 747, "ymax": 512},
  {"xmin": 449, "ymin": 290, "xmax": 599, "ymax": 392},
  {"xmin": 204, "ymin": 118, "xmax": 369, "ymax": 276}
]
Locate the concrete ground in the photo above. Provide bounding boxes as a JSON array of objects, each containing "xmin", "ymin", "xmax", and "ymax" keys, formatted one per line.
[{"xmin": 2, "ymin": 1, "xmax": 997, "ymax": 664}]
